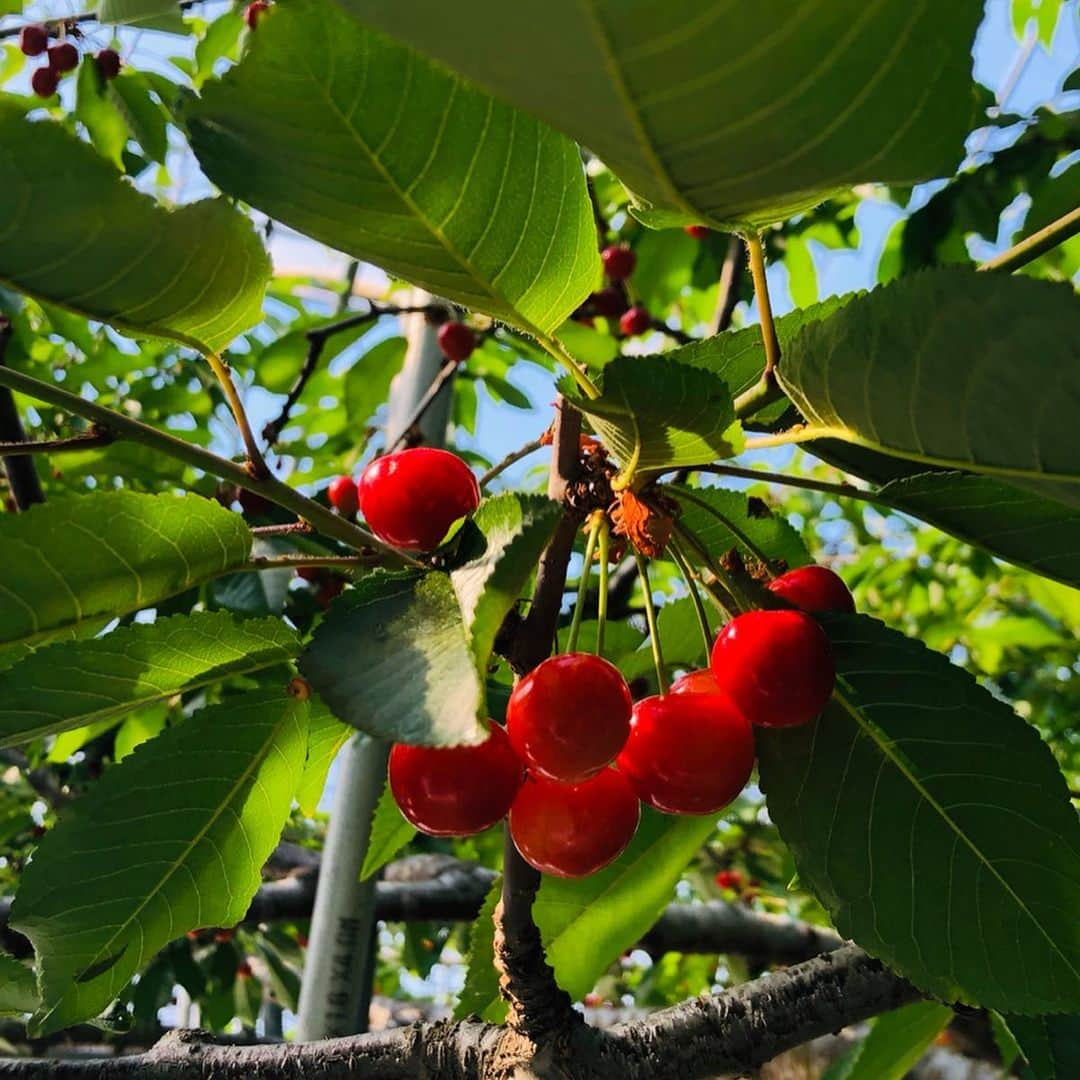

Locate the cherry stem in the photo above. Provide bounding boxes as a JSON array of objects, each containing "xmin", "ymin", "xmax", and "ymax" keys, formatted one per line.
[
  {"xmin": 669, "ymin": 539, "xmax": 712, "ymax": 657},
  {"xmin": 670, "ymin": 521, "xmax": 740, "ymax": 618},
  {"xmin": 206, "ymin": 352, "xmax": 269, "ymax": 479},
  {"xmin": 596, "ymin": 518, "xmax": 610, "ymax": 657},
  {"xmin": 744, "ymin": 232, "xmax": 781, "ymax": 379},
  {"xmin": 566, "ymin": 512, "xmax": 602, "ymax": 654},
  {"xmin": 634, "ymin": 552, "xmax": 668, "ymax": 695},
  {"xmin": 479, "ymin": 436, "xmax": 545, "ymax": 488}
]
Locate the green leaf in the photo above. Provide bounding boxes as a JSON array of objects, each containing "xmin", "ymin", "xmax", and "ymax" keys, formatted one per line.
[
  {"xmin": 194, "ymin": 9, "xmax": 245, "ymax": 88},
  {"xmin": 758, "ymin": 613, "xmax": 1080, "ymax": 1014},
  {"xmin": 345, "ymin": 337, "xmax": 408, "ymax": 425},
  {"xmin": 299, "ymin": 571, "xmax": 486, "ymax": 746},
  {"xmin": 113, "ymin": 704, "xmax": 169, "ymax": 763},
  {"xmin": 360, "ymin": 780, "xmax": 416, "ymax": 880},
  {"xmin": 296, "ymin": 705, "xmax": 352, "ymax": 816},
  {"xmin": 0, "ymin": 951, "xmax": 38, "ymax": 1016},
  {"xmin": 779, "ymin": 269, "xmax": 1080, "ymax": 508},
  {"xmin": 825, "ymin": 1001, "xmax": 952, "ymax": 1080},
  {"xmin": 340, "ymin": 0, "xmax": 982, "ymax": 231},
  {"xmin": 11, "ymin": 688, "xmax": 309, "ymax": 1035},
  {"xmin": 876, "ymin": 472, "xmax": 1080, "ymax": 590},
  {"xmin": 0, "ymin": 100, "xmax": 269, "ymax": 354},
  {"xmin": 450, "ymin": 494, "xmax": 561, "ymax": 677},
  {"xmin": 1009, "ymin": 1012, "xmax": 1080, "ymax": 1079},
  {"xmin": 96, "ymin": 0, "xmax": 185, "ymax": 32},
  {"xmin": 0, "ymin": 612, "xmax": 298, "ymax": 748},
  {"xmin": 187, "ymin": 0, "xmax": 599, "ymax": 336},
  {"xmin": 0, "ymin": 493, "xmax": 251, "ymax": 648},
  {"xmin": 561, "ymin": 356, "xmax": 741, "ymax": 478},
  {"xmin": 75, "ymin": 57, "xmax": 129, "ymax": 170},
  {"xmin": 454, "ymin": 874, "xmax": 503, "ymax": 1022},
  {"xmin": 46, "ymin": 719, "xmax": 120, "ymax": 764},
  {"xmin": 1011, "ymin": 0, "xmax": 1063, "ymax": 46},
  {"xmin": 110, "ymin": 71, "xmax": 171, "ymax": 164},
  {"xmin": 672, "ymin": 484, "xmax": 811, "ymax": 572}
]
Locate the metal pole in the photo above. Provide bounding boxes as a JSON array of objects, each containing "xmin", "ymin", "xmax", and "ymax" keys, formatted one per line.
[{"xmin": 295, "ymin": 291, "xmax": 453, "ymax": 1041}]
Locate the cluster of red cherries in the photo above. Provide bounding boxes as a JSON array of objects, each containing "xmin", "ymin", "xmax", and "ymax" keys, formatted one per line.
[{"xmin": 19, "ymin": 25, "xmax": 120, "ymax": 98}]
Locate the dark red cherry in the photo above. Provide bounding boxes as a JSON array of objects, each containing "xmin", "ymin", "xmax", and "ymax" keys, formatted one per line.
[
  {"xmin": 510, "ymin": 769, "xmax": 640, "ymax": 878},
  {"xmin": 95, "ymin": 48, "xmax": 121, "ymax": 81},
  {"xmin": 19, "ymin": 25, "xmax": 48, "ymax": 57},
  {"xmin": 389, "ymin": 723, "xmax": 523, "ymax": 837},
  {"xmin": 710, "ymin": 610, "xmax": 835, "ymax": 728},
  {"xmin": 236, "ymin": 960, "xmax": 253, "ymax": 979},
  {"xmin": 507, "ymin": 653, "xmax": 632, "ymax": 783},
  {"xmin": 619, "ymin": 305, "xmax": 651, "ymax": 336},
  {"xmin": 684, "ymin": 225, "xmax": 710, "ymax": 239},
  {"xmin": 616, "ymin": 693, "xmax": 754, "ymax": 815},
  {"xmin": 436, "ymin": 321, "xmax": 476, "ymax": 363},
  {"xmin": 590, "ymin": 285, "xmax": 628, "ymax": 318},
  {"xmin": 601, "ymin": 244, "xmax": 636, "ymax": 281},
  {"xmin": 47, "ymin": 41, "xmax": 78, "ymax": 73},
  {"xmin": 315, "ymin": 577, "xmax": 344, "ymax": 609},
  {"xmin": 295, "ymin": 566, "xmax": 323, "ymax": 583},
  {"xmin": 244, "ymin": 1, "xmax": 270, "ymax": 30},
  {"xmin": 31, "ymin": 66, "xmax": 59, "ymax": 98},
  {"xmin": 357, "ymin": 448, "xmax": 479, "ymax": 551},
  {"xmin": 715, "ymin": 869, "xmax": 743, "ymax": 889},
  {"xmin": 767, "ymin": 565, "xmax": 854, "ymax": 614},
  {"xmin": 327, "ymin": 475, "xmax": 359, "ymax": 517},
  {"xmin": 237, "ymin": 487, "xmax": 272, "ymax": 517},
  {"xmin": 670, "ymin": 668, "xmax": 722, "ymax": 696}
]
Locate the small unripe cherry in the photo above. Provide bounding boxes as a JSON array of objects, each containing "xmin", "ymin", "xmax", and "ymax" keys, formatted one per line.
[
  {"xmin": 389, "ymin": 723, "xmax": 523, "ymax": 836},
  {"xmin": 510, "ymin": 768, "xmax": 640, "ymax": 878},
  {"xmin": 601, "ymin": 244, "xmax": 636, "ymax": 281},
  {"xmin": 684, "ymin": 225, "xmax": 710, "ymax": 239},
  {"xmin": 507, "ymin": 653, "xmax": 632, "ymax": 783},
  {"xmin": 616, "ymin": 693, "xmax": 754, "ymax": 815},
  {"xmin": 670, "ymin": 668, "xmax": 722, "ymax": 696},
  {"xmin": 590, "ymin": 285, "xmax": 628, "ymax": 318},
  {"xmin": 619, "ymin": 305, "xmax": 651, "ymax": 337},
  {"xmin": 95, "ymin": 48, "xmax": 121, "ymax": 81},
  {"xmin": 244, "ymin": 0, "xmax": 270, "ymax": 29},
  {"xmin": 327, "ymin": 474, "xmax": 359, "ymax": 517},
  {"xmin": 436, "ymin": 321, "xmax": 476, "ymax": 364},
  {"xmin": 767, "ymin": 565, "xmax": 854, "ymax": 614},
  {"xmin": 19, "ymin": 25, "xmax": 48, "ymax": 57},
  {"xmin": 710, "ymin": 610, "xmax": 835, "ymax": 728},
  {"xmin": 47, "ymin": 41, "xmax": 79, "ymax": 73},
  {"xmin": 357, "ymin": 447, "xmax": 480, "ymax": 551},
  {"xmin": 31, "ymin": 66, "xmax": 59, "ymax": 98}
]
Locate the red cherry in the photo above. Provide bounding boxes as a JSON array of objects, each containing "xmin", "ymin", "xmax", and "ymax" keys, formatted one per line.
[
  {"xmin": 510, "ymin": 769, "xmax": 640, "ymax": 878},
  {"xmin": 389, "ymin": 723, "xmax": 523, "ymax": 837},
  {"xmin": 357, "ymin": 448, "xmax": 479, "ymax": 551},
  {"xmin": 601, "ymin": 244, "xmax": 636, "ymax": 281},
  {"xmin": 47, "ymin": 41, "xmax": 78, "ymax": 73},
  {"xmin": 619, "ymin": 305, "xmax": 651, "ymax": 336},
  {"xmin": 316, "ymin": 577, "xmax": 344, "ymax": 609},
  {"xmin": 244, "ymin": 0, "xmax": 270, "ymax": 29},
  {"xmin": 507, "ymin": 653, "xmax": 632, "ymax": 783},
  {"xmin": 31, "ymin": 66, "xmax": 59, "ymax": 98},
  {"xmin": 583, "ymin": 992, "xmax": 602, "ymax": 1007},
  {"xmin": 767, "ymin": 565, "xmax": 854, "ymax": 614},
  {"xmin": 590, "ymin": 286, "xmax": 628, "ymax": 318},
  {"xmin": 616, "ymin": 694, "xmax": 754, "ymax": 815},
  {"xmin": 710, "ymin": 610, "xmax": 835, "ymax": 728},
  {"xmin": 19, "ymin": 25, "xmax": 48, "ymax": 57},
  {"xmin": 670, "ymin": 669, "xmax": 721, "ymax": 696},
  {"xmin": 715, "ymin": 869, "xmax": 743, "ymax": 890},
  {"xmin": 684, "ymin": 225, "xmax": 710, "ymax": 239},
  {"xmin": 237, "ymin": 487, "xmax": 272, "ymax": 517},
  {"xmin": 214, "ymin": 928, "xmax": 235, "ymax": 943},
  {"xmin": 236, "ymin": 960, "xmax": 253, "ymax": 978},
  {"xmin": 297, "ymin": 934, "xmax": 309, "ymax": 949},
  {"xmin": 327, "ymin": 475, "xmax": 359, "ymax": 517},
  {"xmin": 95, "ymin": 48, "xmax": 121, "ymax": 81},
  {"xmin": 436, "ymin": 321, "xmax": 476, "ymax": 364},
  {"xmin": 295, "ymin": 566, "xmax": 323, "ymax": 583}
]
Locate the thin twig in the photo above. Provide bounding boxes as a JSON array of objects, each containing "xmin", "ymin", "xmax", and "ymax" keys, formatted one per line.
[
  {"xmin": 566, "ymin": 512, "xmax": 602, "ymax": 653},
  {"xmin": 711, "ymin": 235, "xmax": 747, "ymax": 334},
  {"xmin": 0, "ymin": 319, "xmax": 45, "ymax": 510},
  {"xmin": 206, "ymin": 352, "xmax": 269, "ymax": 479},
  {"xmin": 246, "ymin": 554, "xmax": 379, "ymax": 572},
  {"xmin": 978, "ymin": 205, "xmax": 1080, "ymax": 275},
  {"xmin": 479, "ymin": 436, "xmax": 546, "ymax": 488},
  {"xmin": 669, "ymin": 539, "xmax": 713, "ymax": 656},
  {"xmin": 387, "ymin": 359, "xmax": 459, "ymax": 451},
  {"xmin": 0, "ymin": 0, "xmax": 202, "ymax": 37},
  {"xmin": 634, "ymin": 552, "xmax": 668, "ymax": 693},
  {"xmin": 249, "ymin": 521, "xmax": 314, "ymax": 538},
  {"xmin": 0, "ymin": 430, "xmax": 113, "ymax": 456},
  {"xmin": 650, "ymin": 318, "xmax": 695, "ymax": 346}
]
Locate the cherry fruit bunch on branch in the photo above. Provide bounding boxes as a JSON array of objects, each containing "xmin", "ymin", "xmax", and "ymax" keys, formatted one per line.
[{"xmin": 0, "ymin": 1, "xmax": 1079, "ymax": 1079}]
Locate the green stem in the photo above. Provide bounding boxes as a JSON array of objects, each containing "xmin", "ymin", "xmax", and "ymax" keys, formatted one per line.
[
  {"xmin": 206, "ymin": 352, "xmax": 269, "ymax": 479},
  {"xmin": 744, "ymin": 233, "xmax": 781, "ymax": 377},
  {"xmin": 566, "ymin": 514, "xmax": 601, "ymax": 653},
  {"xmin": 534, "ymin": 330, "xmax": 601, "ymax": 401},
  {"xmin": 675, "ymin": 461, "xmax": 891, "ymax": 510},
  {"xmin": 978, "ymin": 205, "xmax": 1080, "ymax": 275},
  {"xmin": 669, "ymin": 539, "xmax": 713, "ymax": 657},
  {"xmin": 733, "ymin": 373, "xmax": 786, "ymax": 420},
  {"xmin": 670, "ymin": 521, "xmax": 740, "ymax": 618},
  {"xmin": 634, "ymin": 552, "xmax": 668, "ymax": 695},
  {"xmin": 246, "ymin": 554, "xmax": 378, "ymax": 572},
  {"xmin": 742, "ymin": 426, "xmax": 822, "ymax": 452},
  {"xmin": 596, "ymin": 517, "xmax": 610, "ymax": 657},
  {"xmin": 0, "ymin": 365, "xmax": 415, "ymax": 563}
]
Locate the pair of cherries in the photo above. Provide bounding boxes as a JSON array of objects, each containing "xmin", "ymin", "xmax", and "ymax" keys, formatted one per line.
[
  {"xmin": 327, "ymin": 447, "xmax": 480, "ymax": 552},
  {"xmin": 390, "ymin": 564, "xmax": 851, "ymax": 878}
]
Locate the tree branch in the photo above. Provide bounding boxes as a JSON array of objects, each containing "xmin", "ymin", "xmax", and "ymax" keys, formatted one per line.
[
  {"xmin": 0, "ymin": 320, "xmax": 45, "ymax": 510},
  {"xmin": 710, "ymin": 234, "xmax": 747, "ymax": 335},
  {"xmin": 478, "ymin": 437, "xmax": 545, "ymax": 489},
  {"xmin": 0, "ymin": 430, "xmax": 113, "ymax": 457},
  {"xmin": 387, "ymin": 359, "xmax": 459, "ymax": 451},
  {"xmin": 978, "ymin": 204, "xmax": 1080, "ymax": 275}
]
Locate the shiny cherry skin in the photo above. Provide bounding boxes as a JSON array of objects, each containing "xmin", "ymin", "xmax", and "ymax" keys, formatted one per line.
[
  {"xmin": 710, "ymin": 610, "xmax": 835, "ymax": 728},
  {"xmin": 510, "ymin": 769, "xmax": 640, "ymax": 878},
  {"xmin": 507, "ymin": 653, "xmax": 632, "ymax": 783},
  {"xmin": 767, "ymin": 565, "xmax": 854, "ymax": 614},
  {"xmin": 590, "ymin": 285, "xmax": 628, "ymax": 318},
  {"xmin": 31, "ymin": 66, "xmax": 59, "ymax": 97},
  {"xmin": 327, "ymin": 474, "xmax": 359, "ymax": 517},
  {"xmin": 684, "ymin": 225, "xmax": 710, "ymax": 239},
  {"xmin": 715, "ymin": 869, "xmax": 743, "ymax": 889},
  {"xmin": 670, "ymin": 668, "xmax": 722, "ymax": 696},
  {"xmin": 357, "ymin": 448, "xmax": 480, "ymax": 551},
  {"xmin": 47, "ymin": 41, "xmax": 78, "ymax": 72},
  {"xmin": 19, "ymin": 25, "xmax": 48, "ymax": 57},
  {"xmin": 95, "ymin": 48, "xmax": 121, "ymax": 80},
  {"xmin": 619, "ymin": 305, "xmax": 651, "ymax": 336},
  {"xmin": 616, "ymin": 693, "xmax": 754, "ymax": 814},
  {"xmin": 437, "ymin": 321, "xmax": 476, "ymax": 363},
  {"xmin": 601, "ymin": 244, "xmax": 636, "ymax": 281},
  {"xmin": 389, "ymin": 723, "xmax": 523, "ymax": 837}
]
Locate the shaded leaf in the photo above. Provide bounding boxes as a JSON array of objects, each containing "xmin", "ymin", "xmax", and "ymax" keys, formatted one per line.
[
  {"xmin": 75, "ymin": 57, "xmax": 128, "ymax": 170},
  {"xmin": 345, "ymin": 337, "xmax": 408, "ymax": 425},
  {"xmin": 296, "ymin": 704, "xmax": 352, "ymax": 816},
  {"xmin": 825, "ymin": 1001, "xmax": 952, "ymax": 1080},
  {"xmin": 96, "ymin": 0, "xmax": 185, "ymax": 32},
  {"xmin": 360, "ymin": 780, "xmax": 416, "ymax": 880},
  {"xmin": 1009, "ymin": 1012, "xmax": 1080, "ymax": 1079},
  {"xmin": 454, "ymin": 874, "xmax": 503, "ymax": 1022},
  {"xmin": 0, "ymin": 951, "xmax": 38, "ymax": 1016},
  {"xmin": 758, "ymin": 613, "xmax": 1080, "ymax": 1014}
]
